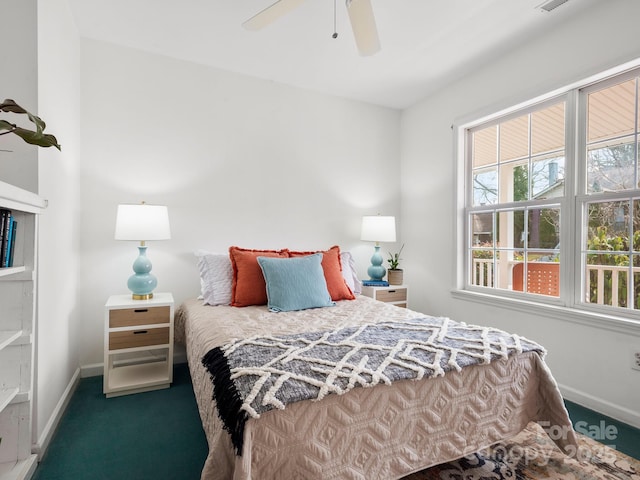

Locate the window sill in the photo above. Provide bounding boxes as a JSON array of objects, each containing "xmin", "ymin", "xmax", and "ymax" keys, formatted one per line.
[{"xmin": 451, "ymin": 289, "xmax": 640, "ymax": 336}]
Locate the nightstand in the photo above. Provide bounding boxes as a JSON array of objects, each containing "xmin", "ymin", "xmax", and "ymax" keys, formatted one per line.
[
  {"xmin": 361, "ymin": 284, "xmax": 408, "ymax": 307},
  {"xmin": 104, "ymin": 293, "xmax": 174, "ymax": 397}
]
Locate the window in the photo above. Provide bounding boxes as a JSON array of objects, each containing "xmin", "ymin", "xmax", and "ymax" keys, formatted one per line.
[
  {"xmin": 581, "ymin": 75, "xmax": 640, "ymax": 310},
  {"xmin": 461, "ymin": 66, "xmax": 640, "ymax": 319}
]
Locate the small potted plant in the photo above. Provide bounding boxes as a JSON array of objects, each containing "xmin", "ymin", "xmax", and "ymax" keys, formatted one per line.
[{"xmin": 387, "ymin": 244, "xmax": 404, "ymax": 285}]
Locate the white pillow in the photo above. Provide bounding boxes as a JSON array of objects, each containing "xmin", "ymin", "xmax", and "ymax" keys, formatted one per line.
[
  {"xmin": 340, "ymin": 251, "xmax": 362, "ymax": 295},
  {"xmin": 194, "ymin": 250, "xmax": 233, "ymax": 306}
]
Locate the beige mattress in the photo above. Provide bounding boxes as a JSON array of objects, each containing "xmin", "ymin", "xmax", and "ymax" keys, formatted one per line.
[{"xmin": 176, "ymin": 296, "xmax": 577, "ymax": 480}]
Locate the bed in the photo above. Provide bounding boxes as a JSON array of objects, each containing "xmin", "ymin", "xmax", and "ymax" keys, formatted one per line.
[{"xmin": 175, "ymin": 291, "xmax": 577, "ymax": 480}]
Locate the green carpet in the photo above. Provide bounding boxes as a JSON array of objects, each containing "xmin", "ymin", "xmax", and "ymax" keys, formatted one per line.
[
  {"xmin": 33, "ymin": 364, "xmax": 208, "ymax": 480},
  {"xmin": 32, "ymin": 364, "xmax": 640, "ymax": 479},
  {"xmin": 564, "ymin": 398, "xmax": 640, "ymax": 461}
]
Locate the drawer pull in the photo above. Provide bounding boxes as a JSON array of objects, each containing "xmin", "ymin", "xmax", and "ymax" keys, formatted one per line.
[
  {"xmin": 134, "ymin": 309, "xmax": 149, "ymax": 313},
  {"xmin": 388, "ymin": 290, "xmax": 396, "ymax": 293},
  {"xmin": 133, "ymin": 330, "xmax": 148, "ymax": 335}
]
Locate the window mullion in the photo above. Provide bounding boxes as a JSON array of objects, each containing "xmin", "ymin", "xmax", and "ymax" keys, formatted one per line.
[
  {"xmin": 636, "ymin": 78, "xmax": 639, "ymax": 202},
  {"xmin": 565, "ymin": 89, "xmax": 581, "ymax": 308}
]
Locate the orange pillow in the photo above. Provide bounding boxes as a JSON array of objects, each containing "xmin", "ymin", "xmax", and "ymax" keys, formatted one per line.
[
  {"xmin": 229, "ymin": 246, "xmax": 289, "ymax": 307},
  {"xmin": 289, "ymin": 245, "xmax": 355, "ymax": 301}
]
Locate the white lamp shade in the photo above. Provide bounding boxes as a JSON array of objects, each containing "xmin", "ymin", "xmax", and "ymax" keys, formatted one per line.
[
  {"xmin": 360, "ymin": 215, "xmax": 396, "ymax": 242},
  {"xmin": 115, "ymin": 204, "xmax": 171, "ymax": 241}
]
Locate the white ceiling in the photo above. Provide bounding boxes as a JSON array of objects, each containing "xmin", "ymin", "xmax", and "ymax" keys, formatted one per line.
[{"xmin": 68, "ymin": 0, "xmax": 600, "ymax": 110}]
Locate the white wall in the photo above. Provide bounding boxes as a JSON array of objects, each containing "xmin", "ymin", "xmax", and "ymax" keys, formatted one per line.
[
  {"xmin": 36, "ymin": 0, "xmax": 82, "ymax": 450},
  {"xmin": 0, "ymin": 0, "xmax": 38, "ymax": 191},
  {"xmin": 401, "ymin": 0, "xmax": 640, "ymax": 427},
  {"xmin": 78, "ymin": 39, "xmax": 402, "ymax": 367}
]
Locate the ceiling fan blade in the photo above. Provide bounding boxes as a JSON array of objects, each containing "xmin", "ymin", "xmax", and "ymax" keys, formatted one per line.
[
  {"xmin": 243, "ymin": 0, "xmax": 306, "ymax": 31},
  {"xmin": 345, "ymin": 0, "xmax": 380, "ymax": 56}
]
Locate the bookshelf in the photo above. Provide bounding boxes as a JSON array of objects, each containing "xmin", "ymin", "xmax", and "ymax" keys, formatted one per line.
[{"xmin": 0, "ymin": 179, "xmax": 46, "ymax": 480}]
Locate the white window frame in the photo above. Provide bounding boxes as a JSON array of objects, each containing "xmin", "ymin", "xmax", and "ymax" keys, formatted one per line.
[{"xmin": 453, "ymin": 61, "xmax": 640, "ymax": 334}]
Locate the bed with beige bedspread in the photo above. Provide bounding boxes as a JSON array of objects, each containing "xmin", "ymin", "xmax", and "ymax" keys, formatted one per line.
[{"xmin": 176, "ymin": 295, "xmax": 576, "ymax": 480}]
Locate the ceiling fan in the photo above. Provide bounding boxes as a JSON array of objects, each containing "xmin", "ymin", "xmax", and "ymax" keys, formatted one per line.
[{"xmin": 242, "ymin": 0, "xmax": 381, "ymax": 56}]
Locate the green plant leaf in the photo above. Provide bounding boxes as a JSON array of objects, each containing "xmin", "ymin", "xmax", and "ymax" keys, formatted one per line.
[
  {"xmin": 12, "ymin": 127, "xmax": 61, "ymax": 150},
  {"xmin": 0, "ymin": 99, "xmax": 28, "ymax": 114},
  {"xmin": 0, "ymin": 119, "xmax": 16, "ymax": 132},
  {"xmin": 386, "ymin": 243, "xmax": 405, "ymax": 269},
  {"xmin": 1, "ymin": 99, "xmax": 45, "ymax": 135},
  {"xmin": 1, "ymin": 99, "xmax": 60, "ymax": 150}
]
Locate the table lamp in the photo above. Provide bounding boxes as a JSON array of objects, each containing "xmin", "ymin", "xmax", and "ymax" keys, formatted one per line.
[
  {"xmin": 360, "ymin": 215, "xmax": 396, "ymax": 281},
  {"xmin": 115, "ymin": 202, "xmax": 171, "ymax": 300}
]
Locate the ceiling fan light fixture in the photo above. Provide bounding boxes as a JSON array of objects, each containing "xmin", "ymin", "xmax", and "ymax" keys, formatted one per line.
[{"xmin": 346, "ymin": 0, "xmax": 380, "ymax": 56}]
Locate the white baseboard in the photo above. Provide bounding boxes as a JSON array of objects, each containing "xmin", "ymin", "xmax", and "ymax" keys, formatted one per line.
[
  {"xmin": 32, "ymin": 368, "xmax": 81, "ymax": 459},
  {"xmin": 559, "ymin": 383, "xmax": 640, "ymax": 429},
  {"xmin": 80, "ymin": 363, "xmax": 104, "ymax": 378}
]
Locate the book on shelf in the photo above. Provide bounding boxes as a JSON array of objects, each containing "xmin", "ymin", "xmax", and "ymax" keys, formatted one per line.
[
  {"xmin": 0, "ymin": 209, "xmax": 10, "ymax": 267},
  {"xmin": 0, "ymin": 209, "xmax": 17, "ymax": 268},
  {"xmin": 7, "ymin": 218, "xmax": 16, "ymax": 267},
  {"xmin": 362, "ymin": 280, "xmax": 389, "ymax": 287}
]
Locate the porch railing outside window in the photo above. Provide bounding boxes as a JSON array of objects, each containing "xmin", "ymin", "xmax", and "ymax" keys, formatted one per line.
[{"xmin": 472, "ymin": 258, "xmax": 638, "ymax": 308}]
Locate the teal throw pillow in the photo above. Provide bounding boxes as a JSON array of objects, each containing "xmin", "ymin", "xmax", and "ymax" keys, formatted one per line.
[{"xmin": 257, "ymin": 253, "xmax": 335, "ymax": 312}]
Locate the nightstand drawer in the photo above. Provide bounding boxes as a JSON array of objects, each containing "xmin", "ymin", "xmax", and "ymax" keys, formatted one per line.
[
  {"xmin": 109, "ymin": 327, "xmax": 170, "ymax": 350},
  {"xmin": 376, "ymin": 288, "xmax": 407, "ymax": 303},
  {"xmin": 109, "ymin": 306, "xmax": 170, "ymax": 328}
]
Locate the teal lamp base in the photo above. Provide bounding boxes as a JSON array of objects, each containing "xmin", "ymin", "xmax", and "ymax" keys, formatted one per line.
[
  {"xmin": 127, "ymin": 245, "xmax": 157, "ymax": 300},
  {"xmin": 367, "ymin": 245, "xmax": 387, "ymax": 281}
]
